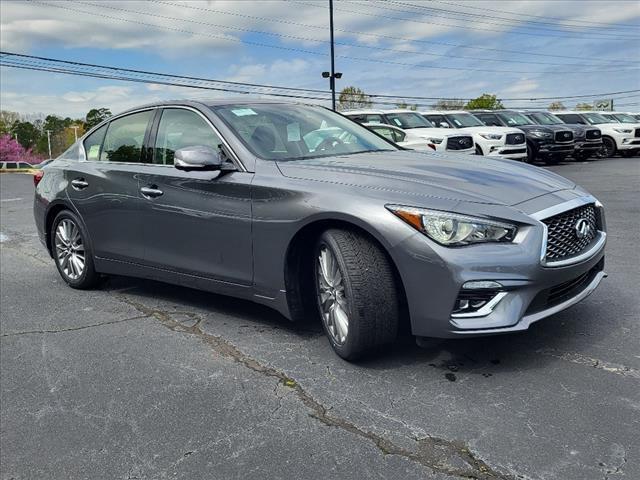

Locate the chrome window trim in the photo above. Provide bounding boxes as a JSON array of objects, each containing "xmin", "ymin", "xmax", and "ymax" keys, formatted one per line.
[
  {"xmin": 79, "ymin": 105, "xmax": 247, "ymax": 172},
  {"xmin": 531, "ymin": 195, "xmax": 606, "ymax": 268}
]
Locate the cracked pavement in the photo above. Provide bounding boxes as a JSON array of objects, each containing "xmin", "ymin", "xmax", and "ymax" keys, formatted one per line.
[{"xmin": 1, "ymin": 158, "xmax": 639, "ymax": 480}]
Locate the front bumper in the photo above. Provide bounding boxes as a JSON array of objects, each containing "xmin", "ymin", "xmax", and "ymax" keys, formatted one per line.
[
  {"xmin": 536, "ymin": 141, "xmax": 575, "ymax": 156},
  {"xmin": 390, "ymin": 193, "xmax": 606, "ymax": 339},
  {"xmin": 575, "ymin": 140, "xmax": 603, "ymax": 153},
  {"xmin": 483, "ymin": 140, "xmax": 527, "ymax": 160}
]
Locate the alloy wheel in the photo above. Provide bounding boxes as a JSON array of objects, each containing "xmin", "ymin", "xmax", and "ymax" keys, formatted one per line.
[
  {"xmin": 54, "ymin": 219, "xmax": 85, "ymax": 280},
  {"xmin": 317, "ymin": 246, "xmax": 349, "ymax": 345},
  {"xmin": 602, "ymin": 138, "xmax": 615, "ymax": 157}
]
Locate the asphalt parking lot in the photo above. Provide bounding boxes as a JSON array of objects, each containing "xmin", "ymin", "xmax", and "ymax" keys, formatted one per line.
[{"xmin": 1, "ymin": 157, "xmax": 639, "ymax": 480}]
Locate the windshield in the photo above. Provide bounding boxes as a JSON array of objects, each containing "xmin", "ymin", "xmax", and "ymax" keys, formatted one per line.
[
  {"xmin": 528, "ymin": 112, "xmax": 563, "ymax": 125},
  {"xmin": 582, "ymin": 112, "xmax": 614, "ymax": 125},
  {"xmin": 496, "ymin": 112, "xmax": 533, "ymax": 127},
  {"xmin": 611, "ymin": 113, "xmax": 637, "ymax": 123},
  {"xmin": 385, "ymin": 112, "xmax": 434, "ymax": 129},
  {"xmin": 446, "ymin": 113, "xmax": 484, "ymax": 127},
  {"xmin": 212, "ymin": 104, "xmax": 397, "ymax": 161}
]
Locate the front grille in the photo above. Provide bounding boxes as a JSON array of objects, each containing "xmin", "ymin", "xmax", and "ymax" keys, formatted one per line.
[
  {"xmin": 554, "ymin": 130, "xmax": 574, "ymax": 143},
  {"xmin": 526, "ymin": 258, "xmax": 604, "ymax": 314},
  {"xmin": 635, "ymin": 128, "xmax": 640, "ymax": 138},
  {"xmin": 542, "ymin": 204, "xmax": 598, "ymax": 261},
  {"xmin": 586, "ymin": 129, "xmax": 601, "ymax": 141},
  {"xmin": 505, "ymin": 133, "xmax": 525, "ymax": 145},
  {"xmin": 446, "ymin": 136, "xmax": 474, "ymax": 150}
]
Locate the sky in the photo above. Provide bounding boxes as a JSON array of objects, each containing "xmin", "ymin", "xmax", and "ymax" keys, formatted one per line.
[{"xmin": 1, "ymin": 0, "xmax": 639, "ymax": 118}]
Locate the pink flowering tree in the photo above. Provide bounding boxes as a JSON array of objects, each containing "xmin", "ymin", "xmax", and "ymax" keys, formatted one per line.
[{"xmin": 0, "ymin": 134, "xmax": 43, "ymax": 164}]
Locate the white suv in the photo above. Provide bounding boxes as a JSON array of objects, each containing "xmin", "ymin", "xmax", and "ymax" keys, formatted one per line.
[
  {"xmin": 343, "ymin": 109, "xmax": 475, "ymax": 155},
  {"xmin": 555, "ymin": 111, "xmax": 640, "ymax": 157},
  {"xmin": 421, "ymin": 110, "xmax": 527, "ymax": 160}
]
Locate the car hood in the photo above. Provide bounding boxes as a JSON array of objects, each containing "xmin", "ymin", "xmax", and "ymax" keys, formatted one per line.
[
  {"xmin": 403, "ymin": 128, "xmax": 467, "ymax": 140},
  {"xmin": 516, "ymin": 124, "xmax": 573, "ymax": 133},
  {"xmin": 456, "ymin": 126, "xmax": 523, "ymax": 135},
  {"xmin": 277, "ymin": 150, "xmax": 575, "ymax": 206}
]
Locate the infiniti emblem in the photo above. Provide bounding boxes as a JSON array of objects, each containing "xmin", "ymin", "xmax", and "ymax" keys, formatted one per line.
[
  {"xmin": 575, "ymin": 218, "xmax": 591, "ymax": 239},
  {"xmin": 459, "ymin": 139, "xmax": 467, "ymax": 145}
]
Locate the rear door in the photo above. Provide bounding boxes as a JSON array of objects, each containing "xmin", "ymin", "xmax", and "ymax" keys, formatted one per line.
[
  {"xmin": 66, "ymin": 109, "xmax": 154, "ymax": 263},
  {"xmin": 137, "ymin": 107, "xmax": 253, "ymax": 286}
]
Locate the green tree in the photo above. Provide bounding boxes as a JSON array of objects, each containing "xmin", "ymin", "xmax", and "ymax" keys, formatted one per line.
[
  {"xmin": 11, "ymin": 121, "xmax": 41, "ymax": 149},
  {"xmin": 432, "ymin": 99, "xmax": 465, "ymax": 111},
  {"xmin": 84, "ymin": 108, "xmax": 112, "ymax": 130},
  {"xmin": 337, "ymin": 87, "xmax": 372, "ymax": 111},
  {"xmin": 575, "ymin": 102, "xmax": 593, "ymax": 111},
  {"xmin": 464, "ymin": 94, "xmax": 504, "ymax": 110}
]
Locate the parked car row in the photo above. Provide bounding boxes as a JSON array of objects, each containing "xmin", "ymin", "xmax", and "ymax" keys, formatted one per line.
[{"xmin": 345, "ymin": 108, "xmax": 640, "ymax": 164}]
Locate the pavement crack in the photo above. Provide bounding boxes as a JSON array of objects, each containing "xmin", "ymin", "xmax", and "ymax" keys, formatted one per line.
[
  {"xmin": 114, "ymin": 294, "xmax": 514, "ymax": 480},
  {"xmin": 1, "ymin": 314, "xmax": 149, "ymax": 337}
]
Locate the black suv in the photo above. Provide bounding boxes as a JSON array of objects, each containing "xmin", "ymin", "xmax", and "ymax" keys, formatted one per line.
[
  {"xmin": 472, "ymin": 110, "xmax": 575, "ymax": 164},
  {"xmin": 521, "ymin": 111, "xmax": 602, "ymax": 161}
]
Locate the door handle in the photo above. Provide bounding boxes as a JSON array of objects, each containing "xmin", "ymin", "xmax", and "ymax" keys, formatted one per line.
[
  {"xmin": 71, "ymin": 178, "xmax": 89, "ymax": 190},
  {"xmin": 140, "ymin": 186, "xmax": 164, "ymax": 199}
]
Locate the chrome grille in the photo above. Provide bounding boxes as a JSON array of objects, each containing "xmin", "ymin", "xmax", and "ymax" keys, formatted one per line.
[
  {"xmin": 505, "ymin": 133, "xmax": 525, "ymax": 145},
  {"xmin": 554, "ymin": 130, "xmax": 574, "ymax": 143},
  {"xmin": 446, "ymin": 136, "xmax": 474, "ymax": 150},
  {"xmin": 542, "ymin": 204, "xmax": 598, "ymax": 261}
]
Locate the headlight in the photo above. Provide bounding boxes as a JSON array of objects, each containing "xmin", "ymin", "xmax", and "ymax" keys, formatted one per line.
[
  {"xmin": 613, "ymin": 128, "xmax": 633, "ymax": 134},
  {"xmin": 386, "ymin": 205, "xmax": 517, "ymax": 246},
  {"xmin": 479, "ymin": 133, "xmax": 502, "ymax": 140},
  {"xmin": 529, "ymin": 130, "xmax": 553, "ymax": 139}
]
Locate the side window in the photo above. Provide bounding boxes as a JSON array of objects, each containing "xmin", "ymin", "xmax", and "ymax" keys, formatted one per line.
[
  {"xmin": 392, "ymin": 129, "xmax": 406, "ymax": 142},
  {"xmin": 83, "ymin": 124, "xmax": 107, "ymax": 161},
  {"xmin": 19, "ymin": 162, "xmax": 31, "ymax": 168},
  {"xmin": 101, "ymin": 110, "xmax": 153, "ymax": 162},
  {"xmin": 558, "ymin": 114, "xmax": 583, "ymax": 124},
  {"xmin": 477, "ymin": 114, "xmax": 501, "ymax": 127},
  {"xmin": 5, "ymin": 163, "xmax": 17, "ymax": 169},
  {"xmin": 154, "ymin": 109, "xmax": 223, "ymax": 165},
  {"xmin": 364, "ymin": 114, "xmax": 384, "ymax": 123},
  {"xmin": 371, "ymin": 126, "xmax": 394, "ymax": 141}
]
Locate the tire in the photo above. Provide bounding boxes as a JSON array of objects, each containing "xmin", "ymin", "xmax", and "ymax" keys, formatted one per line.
[
  {"xmin": 602, "ymin": 137, "xmax": 616, "ymax": 158},
  {"xmin": 475, "ymin": 144, "xmax": 484, "ymax": 156},
  {"xmin": 313, "ymin": 229, "xmax": 399, "ymax": 360},
  {"xmin": 525, "ymin": 143, "xmax": 536, "ymax": 164},
  {"xmin": 51, "ymin": 210, "xmax": 100, "ymax": 289}
]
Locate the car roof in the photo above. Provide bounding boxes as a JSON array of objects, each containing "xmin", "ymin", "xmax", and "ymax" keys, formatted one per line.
[
  {"xmin": 421, "ymin": 110, "xmax": 470, "ymax": 115},
  {"xmin": 342, "ymin": 109, "xmax": 386, "ymax": 115}
]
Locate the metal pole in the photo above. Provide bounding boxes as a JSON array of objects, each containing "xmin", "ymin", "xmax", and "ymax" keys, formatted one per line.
[
  {"xmin": 72, "ymin": 125, "xmax": 79, "ymax": 141},
  {"xmin": 46, "ymin": 130, "xmax": 52, "ymax": 159},
  {"xmin": 329, "ymin": 0, "xmax": 336, "ymax": 110}
]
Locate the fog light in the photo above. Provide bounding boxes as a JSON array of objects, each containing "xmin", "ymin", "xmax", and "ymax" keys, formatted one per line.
[
  {"xmin": 451, "ymin": 287, "xmax": 507, "ymax": 318},
  {"xmin": 462, "ymin": 280, "xmax": 503, "ymax": 290}
]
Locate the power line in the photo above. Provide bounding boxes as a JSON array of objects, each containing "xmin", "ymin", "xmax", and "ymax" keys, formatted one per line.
[
  {"xmin": 430, "ymin": 0, "xmax": 640, "ymax": 29},
  {"xmin": 28, "ymin": 1, "xmax": 640, "ymax": 75},
  {"xmin": 292, "ymin": 0, "xmax": 640, "ymax": 41},
  {"xmin": 72, "ymin": 0, "xmax": 638, "ymax": 70},
  {"xmin": 2, "ymin": 51, "xmax": 639, "ymax": 103},
  {"xmin": 2, "ymin": 59, "xmax": 639, "ymax": 109},
  {"xmin": 150, "ymin": 0, "xmax": 638, "ymax": 65},
  {"xmin": 376, "ymin": 0, "xmax": 640, "ymax": 34}
]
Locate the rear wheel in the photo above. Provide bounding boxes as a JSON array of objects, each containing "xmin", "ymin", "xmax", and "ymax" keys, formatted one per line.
[
  {"xmin": 314, "ymin": 229, "xmax": 399, "ymax": 360},
  {"xmin": 51, "ymin": 210, "xmax": 99, "ymax": 289},
  {"xmin": 602, "ymin": 137, "xmax": 616, "ymax": 158}
]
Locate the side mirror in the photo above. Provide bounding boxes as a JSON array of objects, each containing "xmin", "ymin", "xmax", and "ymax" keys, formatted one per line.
[
  {"xmin": 440, "ymin": 122, "xmax": 450, "ymax": 128},
  {"xmin": 174, "ymin": 145, "xmax": 231, "ymax": 171}
]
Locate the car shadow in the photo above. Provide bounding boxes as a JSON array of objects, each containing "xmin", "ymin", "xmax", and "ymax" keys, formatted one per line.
[{"xmin": 101, "ymin": 274, "xmax": 608, "ymax": 378}]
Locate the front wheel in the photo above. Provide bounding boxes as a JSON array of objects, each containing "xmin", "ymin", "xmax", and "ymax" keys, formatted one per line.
[
  {"xmin": 314, "ymin": 229, "xmax": 399, "ymax": 360},
  {"xmin": 525, "ymin": 143, "xmax": 536, "ymax": 164},
  {"xmin": 602, "ymin": 137, "xmax": 617, "ymax": 158},
  {"xmin": 51, "ymin": 210, "xmax": 100, "ymax": 289}
]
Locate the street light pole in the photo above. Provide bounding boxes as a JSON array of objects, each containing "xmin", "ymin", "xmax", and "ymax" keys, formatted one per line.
[
  {"xmin": 329, "ymin": 0, "xmax": 336, "ymax": 110},
  {"xmin": 46, "ymin": 130, "xmax": 52, "ymax": 159}
]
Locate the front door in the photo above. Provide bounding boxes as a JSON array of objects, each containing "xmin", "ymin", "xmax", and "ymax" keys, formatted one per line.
[
  {"xmin": 138, "ymin": 107, "xmax": 253, "ymax": 286},
  {"xmin": 66, "ymin": 110, "xmax": 154, "ymax": 263}
]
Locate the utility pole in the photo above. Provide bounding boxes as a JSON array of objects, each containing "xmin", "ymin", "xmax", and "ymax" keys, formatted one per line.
[
  {"xmin": 71, "ymin": 125, "xmax": 79, "ymax": 141},
  {"xmin": 322, "ymin": 0, "xmax": 342, "ymax": 110},
  {"xmin": 46, "ymin": 130, "xmax": 52, "ymax": 159}
]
